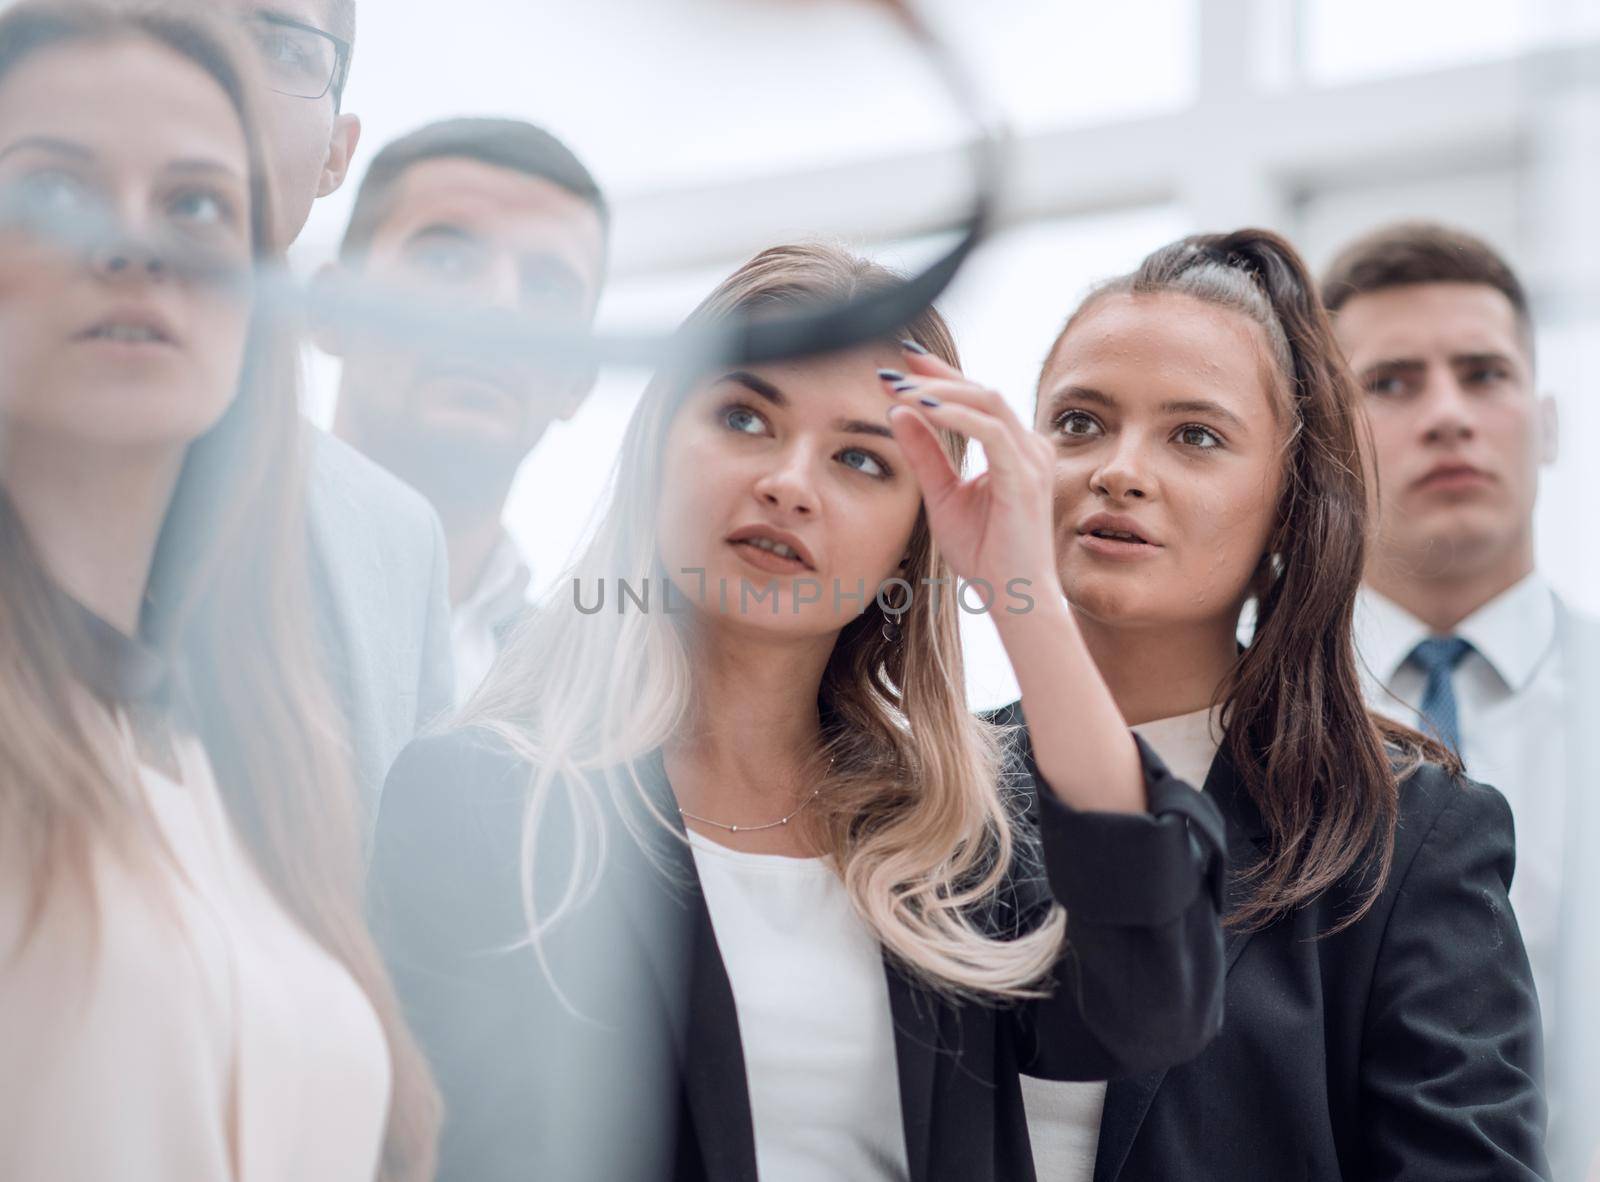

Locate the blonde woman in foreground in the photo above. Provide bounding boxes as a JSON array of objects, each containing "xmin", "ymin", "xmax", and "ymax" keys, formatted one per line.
[
  {"xmin": 371, "ymin": 244, "xmax": 1227, "ymax": 1182},
  {"xmin": 0, "ymin": 4, "xmax": 435, "ymax": 1179}
]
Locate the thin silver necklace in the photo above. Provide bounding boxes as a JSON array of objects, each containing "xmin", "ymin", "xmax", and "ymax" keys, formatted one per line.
[{"xmin": 676, "ymin": 756, "xmax": 833, "ymax": 834}]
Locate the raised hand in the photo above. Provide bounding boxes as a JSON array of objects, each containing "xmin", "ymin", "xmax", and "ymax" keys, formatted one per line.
[
  {"xmin": 880, "ymin": 341, "xmax": 1145, "ymax": 814},
  {"xmin": 879, "ymin": 343, "xmax": 1058, "ymax": 608}
]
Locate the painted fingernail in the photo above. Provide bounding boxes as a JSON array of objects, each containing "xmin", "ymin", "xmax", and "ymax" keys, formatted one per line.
[
  {"xmin": 892, "ymin": 381, "xmax": 918, "ymax": 393},
  {"xmin": 919, "ymin": 396, "xmax": 941, "ymax": 408},
  {"xmin": 900, "ymin": 338, "xmax": 929, "ymax": 355},
  {"xmin": 877, "ymin": 368, "xmax": 905, "ymax": 382}
]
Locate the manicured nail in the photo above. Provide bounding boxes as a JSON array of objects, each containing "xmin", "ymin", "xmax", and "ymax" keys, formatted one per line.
[
  {"xmin": 918, "ymin": 396, "xmax": 941, "ymax": 408},
  {"xmin": 877, "ymin": 368, "xmax": 905, "ymax": 382},
  {"xmin": 891, "ymin": 381, "xmax": 918, "ymax": 394},
  {"xmin": 900, "ymin": 338, "xmax": 929, "ymax": 355}
]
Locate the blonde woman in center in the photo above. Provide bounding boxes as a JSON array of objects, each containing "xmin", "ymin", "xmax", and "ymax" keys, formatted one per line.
[{"xmin": 371, "ymin": 244, "xmax": 1228, "ymax": 1182}]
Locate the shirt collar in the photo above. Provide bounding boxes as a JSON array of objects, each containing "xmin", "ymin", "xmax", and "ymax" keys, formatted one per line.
[
  {"xmin": 1354, "ymin": 588, "xmax": 1433, "ymax": 687},
  {"xmin": 50, "ymin": 582, "xmax": 174, "ymax": 707},
  {"xmin": 1456, "ymin": 572, "xmax": 1556, "ymax": 692},
  {"xmin": 1356, "ymin": 572, "xmax": 1556, "ymax": 693},
  {"xmin": 459, "ymin": 531, "xmax": 532, "ymax": 623}
]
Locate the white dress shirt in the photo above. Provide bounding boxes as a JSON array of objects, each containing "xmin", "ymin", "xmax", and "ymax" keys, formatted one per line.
[
  {"xmin": 1021, "ymin": 706, "xmax": 1225, "ymax": 1182},
  {"xmin": 1354, "ymin": 574, "xmax": 1570, "ymax": 1036},
  {"xmin": 450, "ymin": 532, "xmax": 533, "ymax": 707}
]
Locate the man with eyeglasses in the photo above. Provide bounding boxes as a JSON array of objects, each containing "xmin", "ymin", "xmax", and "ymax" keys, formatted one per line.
[
  {"xmin": 219, "ymin": 2, "xmax": 361, "ymax": 245},
  {"xmin": 200, "ymin": 0, "xmax": 457, "ymax": 819}
]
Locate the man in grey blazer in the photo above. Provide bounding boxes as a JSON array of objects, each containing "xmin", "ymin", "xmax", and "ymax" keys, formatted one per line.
[
  {"xmin": 1323, "ymin": 221, "xmax": 1597, "ymax": 1175},
  {"xmin": 221, "ymin": 0, "xmax": 457, "ymax": 809}
]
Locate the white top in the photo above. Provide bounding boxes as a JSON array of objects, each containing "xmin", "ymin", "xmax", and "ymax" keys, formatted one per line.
[
  {"xmin": 0, "ymin": 731, "xmax": 391, "ymax": 1182},
  {"xmin": 688, "ymin": 830, "xmax": 910, "ymax": 1181},
  {"xmin": 1355, "ymin": 575, "xmax": 1569, "ymax": 1032},
  {"xmin": 450, "ymin": 531, "xmax": 533, "ymax": 707},
  {"xmin": 1126, "ymin": 706, "xmax": 1226, "ymax": 793},
  {"xmin": 1021, "ymin": 705, "xmax": 1224, "ymax": 1182}
]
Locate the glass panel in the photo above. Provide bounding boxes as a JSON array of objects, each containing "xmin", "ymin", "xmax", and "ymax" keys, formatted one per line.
[
  {"xmin": 302, "ymin": 0, "xmax": 1196, "ymax": 253},
  {"xmin": 504, "ymin": 259, "xmax": 739, "ymax": 595}
]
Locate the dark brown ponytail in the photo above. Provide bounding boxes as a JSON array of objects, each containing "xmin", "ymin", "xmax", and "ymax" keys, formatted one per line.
[{"xmin": 1051, "ymin": 229, "xmax": 1455, "ymax": 931}]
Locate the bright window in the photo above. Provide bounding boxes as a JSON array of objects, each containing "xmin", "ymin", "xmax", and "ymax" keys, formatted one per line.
[{"xmin": 1303, "ymin": 0, "xmax": 1600, "ymax": 84}]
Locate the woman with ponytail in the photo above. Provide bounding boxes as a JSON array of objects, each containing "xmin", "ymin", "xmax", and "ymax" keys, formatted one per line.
[
  {"xmin": 1010, "ymin": 229, "xmax": 1547, "ymax": 1180},
  {"xmin": 370, "ymin": 243, "xmax": 1227, "ymax": 1181}
]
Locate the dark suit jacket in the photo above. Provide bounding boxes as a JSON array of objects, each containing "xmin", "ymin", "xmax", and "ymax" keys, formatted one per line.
[
  {"xmin": 1001, "ymin": 711, "xmax": 1548, "ymax": 1181},
  {"xmin": 369, "ymin": 725, "xmax": 1228, "ymax": 1182}
]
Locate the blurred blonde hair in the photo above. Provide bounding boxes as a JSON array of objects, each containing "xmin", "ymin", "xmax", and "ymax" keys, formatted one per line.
[{"xmin": 464, "ymin": 243, "xmax": 1066, "ymax": 999}]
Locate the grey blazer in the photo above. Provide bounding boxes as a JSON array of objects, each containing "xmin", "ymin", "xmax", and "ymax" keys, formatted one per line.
[
  {"xmin": 305, "ymin": 427, "xmax": 455, "ymax": 821},
  {"xmin": 1551, "ymin": 598, "xmax": 1600, "ymax": 1179}
]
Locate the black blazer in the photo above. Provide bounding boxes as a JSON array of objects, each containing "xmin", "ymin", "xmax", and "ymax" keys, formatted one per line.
[
  {"xmin": 1004, "ymin": 711, "xmax": 1549, "ymax": 1181},
  {"xmin": 369, "ymin": 726, "xmax": 1228, "ymax": 1182}
]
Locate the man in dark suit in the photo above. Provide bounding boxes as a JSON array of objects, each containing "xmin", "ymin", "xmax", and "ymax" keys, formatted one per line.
[{"xmin": 321, "ymin": 119, "xmax": 609, "ymax": 705}]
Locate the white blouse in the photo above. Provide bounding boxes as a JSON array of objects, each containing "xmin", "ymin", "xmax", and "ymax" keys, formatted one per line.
[
  {"xmin": 689, "ymin": 830, "xmax": 910, "ymax": 1181},
  {"xmin": 1021, "ymin": 705, "xmax": 1224, "ymax": 1182},
  {"xmin": 0, "ymin": 730, "xmax": 391, "ymax": 1182}
]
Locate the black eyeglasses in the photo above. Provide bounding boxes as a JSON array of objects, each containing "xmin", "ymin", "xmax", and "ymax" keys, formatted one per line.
[{"xmin": 240, "ymin": 13, "xmax": 351, "ymax": 105}]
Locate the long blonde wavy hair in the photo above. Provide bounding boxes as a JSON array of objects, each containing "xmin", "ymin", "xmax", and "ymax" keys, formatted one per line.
[
  {"xmin": 464, "ymin": 243, "xmax": 1067, "ymax": 999},
  {"xmin": 0, "ymin": 6, "xmax": 437, "ymax": 1177}
]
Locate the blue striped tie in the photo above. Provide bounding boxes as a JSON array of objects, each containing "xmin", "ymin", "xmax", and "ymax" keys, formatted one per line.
[{"xmin": 1407, "ymin": 636, "xmax": 1474, "ymax": 755}]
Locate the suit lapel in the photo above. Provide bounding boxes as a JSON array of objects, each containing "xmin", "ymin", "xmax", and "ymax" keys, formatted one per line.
[
  {"xmin": 886, "ymin": 963, "xmax": 942, "ymax": 1182},
  {"xmin": 1091, "ymin": 1067, "xmax": 1165, "ymax": 1182},
  {"xmin": 1215, "ymin": 747, "xmax": 1271, "ymax": 972},
  {"xmin": 607, "ymin": 756, "xmax": 759, "ymax": 1182},
  {"xmin": 1094, "ymin": 743, "xmax": 1269, "ymax": 1181},
  {"xmin": 681, "ymin": 893, "xmax": 760, "ymax": 1181}
]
